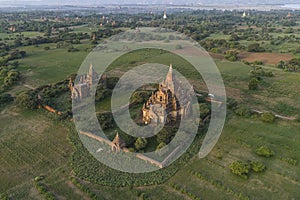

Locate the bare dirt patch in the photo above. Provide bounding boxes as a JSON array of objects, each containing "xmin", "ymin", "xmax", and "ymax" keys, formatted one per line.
[{"xmin": 239, "ymin": 52, "xmax": 293, "ymax": 65}]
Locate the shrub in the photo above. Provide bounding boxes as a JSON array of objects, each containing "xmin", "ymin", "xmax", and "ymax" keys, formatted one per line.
[
  {"xmin": 250, "ymin": 161, "xmax": 266, "ymax": 172},
  {"xmin": 134, "ymin": 137, "xmax": 147, "ymax": 150},
  {"xmin": 224, "ymin": 50, "xmax": 239, "ymax": 61},
  {"xmin": 96, "ymin": 112, "xmax": 114, "ymax": 130},
  {"xmin": 280, "ymin": 157, "xmax": 298, "ymax": 166},
  {"xmin": 248, "ymin": 78, "xmax": 259, "ymax": 90},
  {"xmin": 229, "ymin": 161, "xmax": 250, "ymax": 179},
  {"xmin": 261, "ymin": 112, "xmax": 275, "ymax": 123},
  {"xmin": 234, "ymin": 105, "xmax": 252, "ymax": 117},
  {"xmin": 255, "ymin": 146, "xmax": 275, "ymax": 158},
  {"xmin": 0, "ymin": 93, "xmax": 14, "ymax": 104},
  {"xmin": 227, "ymin": 98, "xmax": 238, "ymax": 110}
]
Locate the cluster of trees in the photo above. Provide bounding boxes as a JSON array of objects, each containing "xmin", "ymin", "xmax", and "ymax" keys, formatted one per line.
[
  {"xmin": 16, "ymin": 78, "xmax": 72, "ymax": 117},
  {"xmin": 225, "ymin": 50, "xmax": 239, "ymax": 61},
  {"xmin": 249, "ymin": 66, "xmax": 274, "ymax": 78},
  {"xmin": 248, "ymin": 66, "xmax": 274, "ymax": 91},
  {"xmin": 228, "ymin": 100, "xmax": 277, "ymax": 123},
  {"xmin": 248, "ymin": 43, "xmax": 265, "ymax": 52},
  {"xmin": 0, "ymin": 60, "xmax": 22, "ymax": 92},
  {"xmin": 229, "ymin": 160, "xmax": 266, "ymax": 179},
  {"xmin": 277, "ymin": 58, "xmax": 300, "ymax": 72},
  {"xmin": 16, "ymin": 91, "xmax": 39, "ymax": 109}
]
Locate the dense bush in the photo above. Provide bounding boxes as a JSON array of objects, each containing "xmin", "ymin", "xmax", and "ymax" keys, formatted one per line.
[
  {"xmin": 248, "ymin": 43, "xmax": 265, "ymax": 52},
  {"xmin": 134, "ymin": 137, "xmax": 148, "ymax": 150},
  {"xmin": 16, "ymin": 91, "xmax": 39, "ymax": 109},
  {"xmin": 224, "ymin": 50, "xmax": 239, "ymax": 61},
  {"xmin": 227, "ymin": 98, "xmax": 238, "ymax": 110},
  {"xmin": 156, "ymin": 127, "xmax": 174, "ymax": 144},
  {"xmin": 255, "ymin": 146, "xmax": 275, "ymax": 158},
  {"xmin": 229, "ymin": 161, "xmax": 250, "ymax": 179},
  {"xmin": 96, "ymin": 112, "xmax": 114, "ymax": 130},
  {"xmin": 250, "ymin": 161, "xmax": 266, "ymax": 173},
  {"xmin": 249, "ymin": 67, "xmax": 274, "ymax": 77},
  {"xmin": 234, "ymin": 105, "xmax": 252, "ymax": 117},
  {"xmin": 248, "ymin": 78, "xmax": 259, "ymax": 90},
  {"xmin": 261, "ymin": 112, "xmax": 276, "ymax": 123},
  {"xmin": 0, "ymin": 93, "xmax": 13, "ymax": 104}
]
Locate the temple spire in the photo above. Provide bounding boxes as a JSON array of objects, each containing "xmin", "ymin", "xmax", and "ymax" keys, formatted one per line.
[{"xmin": 165, "ymin": 64, "xmax": 175, "ymax": 94}]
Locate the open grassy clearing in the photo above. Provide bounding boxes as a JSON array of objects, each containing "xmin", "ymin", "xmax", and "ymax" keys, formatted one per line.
[
  {"xmin": 16, "ymin": 41, "xmax": 92, "ymax": 86},
  {"xmin": 0, "ymin": 31, "xmax": 44, "ymax": 40}
]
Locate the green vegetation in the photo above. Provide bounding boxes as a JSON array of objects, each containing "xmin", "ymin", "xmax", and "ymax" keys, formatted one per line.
[
  {"xmin": 1, "ymin": 8, "xmax": 300, "ymax": 200},
  {"xmin": 261, "ymin": 112, "xmax": 276, "ymax": 123},
  {"xmin": 250, "ymin": 161, "xmax": 266, "ymax": 173},
  {"xmin": 255, "ymin": 146, "xmax": 275, "ymax": 158},
  {"xmin": 229, "ymin": 161, "xmax": 251, "ymax": 179},
  {"xmin": 248, "ymin": 77, "xmax": 259, "ymax": 90}
]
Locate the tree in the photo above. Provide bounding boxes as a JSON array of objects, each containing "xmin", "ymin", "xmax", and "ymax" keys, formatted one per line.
[
  {"xmin": 248, "ymin": 43, "xmax": 265, "ymax": 52},
  {"xmin": 16, "ymin": 92, "xmax": 38, "ymax": 109},
  {"xmin": 156, "ymin": 128, "xmax": 173, "ymax": 144},
  {"xmin": 248, "ymin": 78, "xmax": 258, "ymax": 90},
  {"xmin": 229, "ymin": 33, "xmax": 239, "ymax": 41},
  {"xmin": 96, "ymin": 112, "xmax": 114, "ymax": 130},
  {"xmin": 199, "ymin": 103, "xmax": 210, "ymax": 118},
  {"xmin": 134, "ymin": 137, "xmax": 147, "ymax": 150},
  {"xmin": 277, "ymin": 60, "xmax": 285, "ymax": 69},
  {"xmin": 156, "ymin": 142, "xmax": 166, "ymax": 150},
  {"xmin": 224, "ymin": 50, "xmax": 239, "ymax": 61},
  {"xmin": 0, "ymin": 93, "xmax": 13, "ymax": 104}
]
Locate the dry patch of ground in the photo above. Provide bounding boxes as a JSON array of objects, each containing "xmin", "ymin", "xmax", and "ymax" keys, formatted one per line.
[{"xmin": 239, "ymin": 52, "xmax": 293, "ymax": 65}]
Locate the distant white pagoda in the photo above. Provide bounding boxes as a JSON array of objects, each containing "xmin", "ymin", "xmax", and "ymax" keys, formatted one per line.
[
  {"xmin": 242, "ymin": 12, "xmax": 246, "ymax": 18},
  {"xmin": 163, "ymin": 11, "xmax": 167, "ymax": 19}
]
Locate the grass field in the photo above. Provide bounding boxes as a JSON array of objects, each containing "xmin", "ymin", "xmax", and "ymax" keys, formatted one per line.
[
  {"xmin": 0, "ymin": 106, "xmax": 84, "ymax": 199},
  {"xmin": 65, "ymin": 115, "xmax": 300, "ymax": 200},
  {"xmin": 16, "ymin": 40, "xmax": 92, "ymax": 87},
  {"xmin": 1, "ymin": 26, "xmax": 300, "ymax": 199},
  {"xmin": 0, "ymin": 31, "xmax": 44, "ymax": 40},
  {"xmin": 215, "ymin": 60, "xmax": 300, "ymax": 116}
]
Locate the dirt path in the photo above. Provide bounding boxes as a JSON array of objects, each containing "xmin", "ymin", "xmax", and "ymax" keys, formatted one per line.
[
  {"xmin": 252, "ymin": 109, "xmax": 296, "ymax": 121},
  {"xmin": 24, "ymin": 84, "xmax": 36, "ymax": 90}
]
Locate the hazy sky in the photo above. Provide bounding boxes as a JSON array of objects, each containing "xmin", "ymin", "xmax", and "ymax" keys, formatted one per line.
[{"xmin": 0, "ymin": 0, "xmax": 298, "ymax": 5}]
